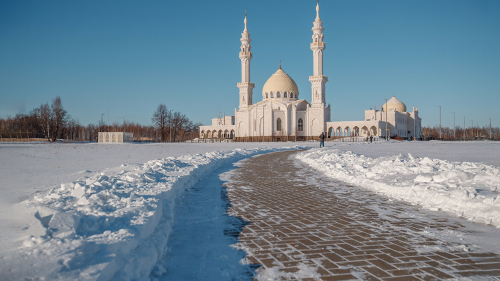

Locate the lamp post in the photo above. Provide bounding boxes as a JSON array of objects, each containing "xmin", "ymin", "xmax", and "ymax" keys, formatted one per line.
[
  {"xmin": 461, "ymin": 116, "xmax": 465, "ymax": 141},
  {"xmin": 476, "ymin": 122, "xmax": 479, "ymax": 139},
  {"xmin": 413, "ymin": 105, "xmax": 416, "ymax": 141},
  {"xmin": 101, "ymin": 113, "xmax": 105, "ymax": 132},
  {"xmin": 384, "ymin": 98, "xmax": 388, "ymax": 140},
  {"xmin": 262, "ymin": 104, "xmax": 265, "ymax": 142},
  {"xmin": 169, "ymin": 109, "xmax": 173, "ymax": 143},
  {"xmin": 450, "ymin": 111, "xmax": 455, "ymax": 140},
  {"xmin": 490, "ymin": 118, "xmax": 492, "ymax": 140},
  {"xmin": 435, "ymin": 106, "xmax": 441, "ymax": 140},
  {"xmin": 470, "ymin": 120, "xmax": 473, "ymax": 140}
]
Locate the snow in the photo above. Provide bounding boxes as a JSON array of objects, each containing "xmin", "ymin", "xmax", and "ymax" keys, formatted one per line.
[
  {"xmin": 296, "ymin": 141, "xmax": 500, "ymax": 228},
  {"xmin": 2, "ymin": 140, "xmax": 500, "ymax": 280},
  {"xmin": 0, "ymin": 142, "xmax": 315, "ymax": 280}
]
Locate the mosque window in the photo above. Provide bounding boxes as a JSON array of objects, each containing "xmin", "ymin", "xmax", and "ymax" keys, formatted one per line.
[
  {"xmin": 270, "ymin": 92, "xmax": 274, "ymax": 98},
  {"xmin": 277, "ymin": 91, "xmax": 281, "ymax": 98},
  {"xmin": 298, "ymin": 118, "xmax": 303, "ymax": 131},
  {"xmin": 266, "ymin": 93, "xmax": 268, "ymax": 98},
  {"xmin": 284, "ymin": 92, "xmax": 287, "ymax": 98},
  {"xmin": 277, "ymin": 118, "xmax": 282, "ymax": 131}
]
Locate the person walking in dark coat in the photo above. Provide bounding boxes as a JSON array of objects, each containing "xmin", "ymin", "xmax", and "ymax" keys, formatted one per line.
[{"xmin": 319, "ymin": 132, "xmax": 325, "ymax": 148}]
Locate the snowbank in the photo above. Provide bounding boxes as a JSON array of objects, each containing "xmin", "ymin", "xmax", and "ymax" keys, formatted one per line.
[
  {"xmin": 297, "ymin": 147, "xmax": 500, "ymax": 228},
  {"xmin": 5, "ymin": 146, "xmax": 303, "ymax": 280}
]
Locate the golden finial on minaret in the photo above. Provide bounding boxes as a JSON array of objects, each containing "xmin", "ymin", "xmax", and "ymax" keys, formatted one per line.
[{"xmin": 279, "ymin": 60, "xmax": 281, "ymax": 69}]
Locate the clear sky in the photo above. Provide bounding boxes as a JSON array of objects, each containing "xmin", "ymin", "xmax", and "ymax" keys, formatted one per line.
[{"xmin": 1, "ymin": 0, "xmax": 499, "ymax": 129}]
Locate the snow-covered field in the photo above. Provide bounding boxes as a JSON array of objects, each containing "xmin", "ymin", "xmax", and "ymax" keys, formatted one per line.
[{"xmin": 1, "ymin": 140, "xmax": 499, "ymax": 280}]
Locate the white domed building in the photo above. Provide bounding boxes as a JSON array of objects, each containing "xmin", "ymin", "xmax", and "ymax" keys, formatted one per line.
[
  {"xmin": 199, "ymin": 3, "xmax": 421, "ymax": 141},
  {"xmin": 326, "ymin": 95, "xmax": 421, "ymax": 140}
]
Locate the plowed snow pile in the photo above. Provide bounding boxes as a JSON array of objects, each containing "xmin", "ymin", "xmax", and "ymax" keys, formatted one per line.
[
  {"xmin": 297, "ymin": 147, "xmax": 500, "ymax": 227},
  {"xmin": 3, "ymin": 146, "xmax": 303, "ymax": 280}
]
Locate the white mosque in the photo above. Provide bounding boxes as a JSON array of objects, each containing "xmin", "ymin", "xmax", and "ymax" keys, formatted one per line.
[{"xmin": 199, "ymin": 2, "xmax": 421, "ymax": 141}]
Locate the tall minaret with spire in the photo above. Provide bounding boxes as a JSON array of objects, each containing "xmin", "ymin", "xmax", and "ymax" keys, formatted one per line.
[
  {"xmin": 309, "ymin": 0, "xmax": 328, "ymax": 107},
  {"xmin": 237, "ymin": 10, "xmax": 254, "ymax": 110}
]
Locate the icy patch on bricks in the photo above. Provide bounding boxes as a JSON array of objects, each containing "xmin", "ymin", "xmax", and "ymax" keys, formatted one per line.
[{"xmin": 255, "ymin": 263, "xmax": 321, "ymax": 280}]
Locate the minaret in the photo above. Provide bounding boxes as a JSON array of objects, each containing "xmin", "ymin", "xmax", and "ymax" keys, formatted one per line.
[
  {"xmin": 309, "ymin": 0, "xmax": 328, "ymax": 107},
  {"xmin": 237, "ymin": 10, "xmax": 254, "ymax": 110}
]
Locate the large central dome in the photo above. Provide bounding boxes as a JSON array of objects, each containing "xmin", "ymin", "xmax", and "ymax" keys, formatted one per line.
[
  {"xmin": 382, "ymin": 95, "xmax": 406, "ymax": 112},
  {"xmin": 262, "ymin": 67, "xmax": 299, "ymax": 101}
]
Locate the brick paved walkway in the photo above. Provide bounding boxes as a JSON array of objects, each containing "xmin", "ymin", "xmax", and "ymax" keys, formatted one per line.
[{"xmin": 225, "ymin": 150, "xmax": 500, "ymax": 280}]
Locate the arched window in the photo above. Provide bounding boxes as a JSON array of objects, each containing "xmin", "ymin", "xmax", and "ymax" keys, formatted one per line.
[
  {"xmin": 266, "ymin": 92, "xmax": 268, "ymax": 98},
  {"xmin": 270, "ymin": 91, "xmax": 274, "ymax": 98},
  {"xmin": 298, "ymin": 118, "xmax": 303, "ymax": 131},
  {"xmin": 277, "ymin": 118, "xmax": 282, "ymax": 131},
  {"xmin": 277, "ymin": 91, "xmax": 281, "ymax": 98},
  {"xmin": 284, "ymin": 92, "xmax": 287, "ymax": 98},
  {"xmin": 290, "ymin": 93, "xmax": 294, "ymax": 98}
]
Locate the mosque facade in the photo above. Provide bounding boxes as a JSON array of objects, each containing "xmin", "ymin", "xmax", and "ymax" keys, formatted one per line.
[{"xmin": 199, "ymin": 2, "xmax": 421, "ymax": 141}]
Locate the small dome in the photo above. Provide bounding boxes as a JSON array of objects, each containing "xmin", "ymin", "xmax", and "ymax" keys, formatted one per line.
[
  {"xmin": 262, "ymin": 68, "xmax": 299, "ymax": 100},
  {"xmin": 382, "ymin": 95, "xmax": 406, "ymax": 112}
]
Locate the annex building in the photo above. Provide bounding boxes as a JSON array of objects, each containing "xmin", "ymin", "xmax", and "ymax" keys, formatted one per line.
[{"xmin": 199, "ymin": 2, "xmax": 421, "ymax": 141}]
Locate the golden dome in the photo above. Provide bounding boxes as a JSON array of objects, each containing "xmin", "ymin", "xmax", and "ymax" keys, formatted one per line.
[
  {"xmin": 262, "ymin": 68, "xmax": 299, "ymax": 100},
  {"xmin": 382, "ymin": 95, "xmax": 406, "ymax": 112}
]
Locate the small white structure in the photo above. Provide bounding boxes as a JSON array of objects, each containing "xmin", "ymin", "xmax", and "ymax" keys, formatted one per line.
[{"xmin": 98, "ymin": 132, "xmax": 133, "ymax": 143}]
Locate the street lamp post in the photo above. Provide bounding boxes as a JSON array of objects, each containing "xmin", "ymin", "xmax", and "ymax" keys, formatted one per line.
[
  {"xmin": 450, "ymin": 111, "xmax": 455, "ymax": 140},
  {"xmin": 436, "ymin": 106, "xmax": 441, "ymax": 140},
  {"xmin": 413, "ymin": 105, "xmax": 416, "ymax": 141},
  {"xmin": 101, "ymin": 113, "xmax": 105, "ymax": 132},
  {"xmin": 470, "ymin": 120, "xmax": 473, "ymax": 140},
  {"xmin": 262, "ymin": 104, "xmax": 265, "ymax": 142},
  {"xmin": 461, "ymin": 116, "xmax": 465, "ymax": 141},
  {"xmin": 384, "ymin": 98, "xmax": 388, "ymax": 140},
  {"xmin": 169, "ymin": 109, "xmax": 173, "ymax": 143},
  {"xmin": 476, "ymin": 122, "xmax": 479, "ymax": 139},
  {"xmin": 490, "ymin": 118, "xmax": 492, "ymax": 140}
]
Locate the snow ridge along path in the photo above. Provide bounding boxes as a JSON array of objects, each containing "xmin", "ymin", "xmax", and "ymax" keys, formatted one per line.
[
  {"xmin": 2, "ymin": 146, "xmax": 306, "ymax": 281},
  {"xmin": 297, "ymin": 147, "xmax": 500, "ymax": 228}
]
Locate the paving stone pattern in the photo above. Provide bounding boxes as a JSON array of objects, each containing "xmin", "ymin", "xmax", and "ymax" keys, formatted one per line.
[{"xmin": 225, "ymin": 150, "xmax": 500, "ymax": 280}]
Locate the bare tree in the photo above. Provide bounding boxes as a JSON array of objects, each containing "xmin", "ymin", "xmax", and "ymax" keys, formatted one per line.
[
  {"xmin": 50, "ymin": 96, "xmax": 68, "ymax": 142},
  {"xmin": 152, "ymin": 104, "xmax": 170, "ymax": 142},
  {"xmin": 37, "ymin": 103, "xmax": 52, "ymax": 140}
]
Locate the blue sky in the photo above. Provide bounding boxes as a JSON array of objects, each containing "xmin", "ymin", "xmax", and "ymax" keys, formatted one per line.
[{"xmin": 1, "ymin": 0, "xmax": 499, "ymax": 129}]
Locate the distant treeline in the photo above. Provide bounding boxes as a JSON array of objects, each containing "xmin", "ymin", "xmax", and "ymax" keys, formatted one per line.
[
  {"xmin": 422, "ymin": 125, "xmax": 500, "ymax": 140},
  {"xmin": 0, "ymin": 97, "xmax": 201, "ymax": 142}
]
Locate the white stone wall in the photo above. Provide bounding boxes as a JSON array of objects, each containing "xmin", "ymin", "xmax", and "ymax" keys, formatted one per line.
[
  {"xmin": 199, "ymin": 125, "xmax": 236, "ymax": 139},
  {"xmin": 98, "ymin": 132, "xmax": 133, "ymax": 143},
  {"xmin": 326, "ymin": 121, "xmax": 384, "ymax": 137}
]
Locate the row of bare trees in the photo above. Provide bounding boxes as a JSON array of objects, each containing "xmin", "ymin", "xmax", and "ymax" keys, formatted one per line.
[
  {"xmin": 421, "ymin": 125, "xmax": 500, "ymax": 140},
  {"xmin": 0, "ymin": 98, "xmax": 201, "ymax": 142},
  {"xmin": 0, "ymin": 96, "xmax": 70, "ymax": 141},
  {"xmin": 151, "ymin": 104, "xmax": 202, "ymax": 142}
]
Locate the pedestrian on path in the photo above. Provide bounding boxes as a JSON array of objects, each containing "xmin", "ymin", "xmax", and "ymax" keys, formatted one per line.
[
  {"xmin": 319, "ymin": 132, "xmax": 325, "ymax": 148},
  {"xmin": 370, "ymin": 136, "xmax": 373, "ymax": 143}
]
